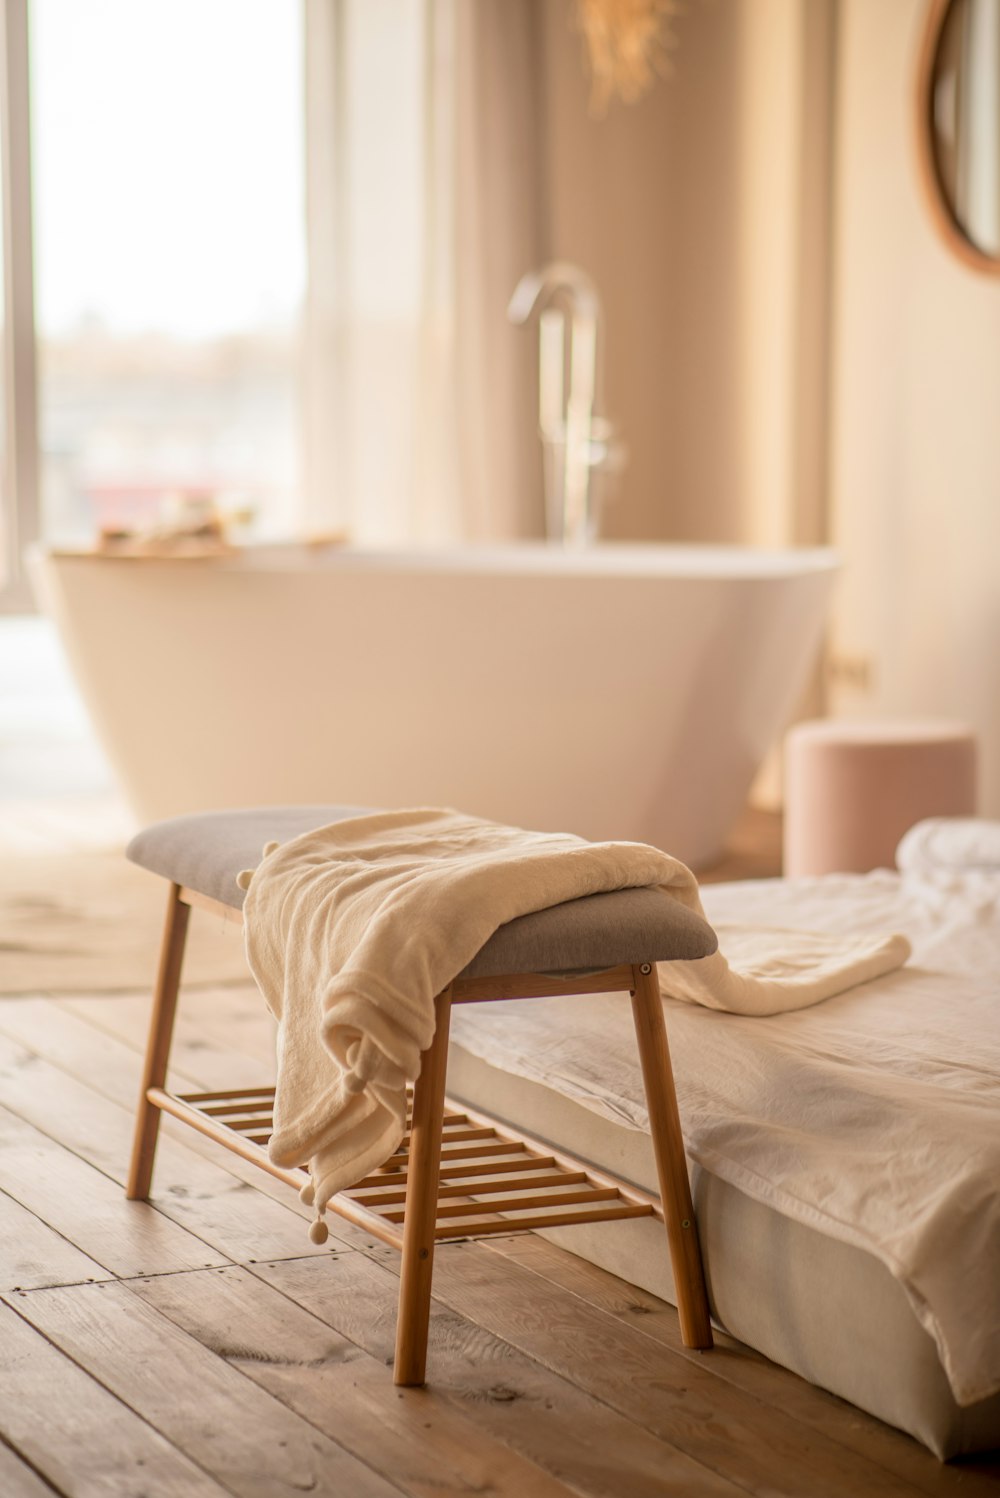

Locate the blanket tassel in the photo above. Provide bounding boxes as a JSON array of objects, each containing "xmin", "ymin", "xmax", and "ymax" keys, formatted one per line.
[{"xmin": 299, "ymin": 1176, "xmax": 329, "ymax": 1245}]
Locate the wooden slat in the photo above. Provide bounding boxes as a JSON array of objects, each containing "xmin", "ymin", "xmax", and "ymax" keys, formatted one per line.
[
  {"xmin": 435, "ymin": 1202, "xmax": 652, "ymax": 1239},
  {"xmin": 409, "ymin": 1186, "xmax": 625, "ymax": 1222},
  {"xmin": 401, "ymin": 1124, "xmax": 495, "ymax": 1145},
  {"xmin": 347, "ymin": 1170, "xmax": 592, "ymax": 1208},
  {"xmin": 176, "ymin": 1086, "xmax": 276, "ymax": 1104},
  {"xmin": 188, "ymin": 1100, "xmax": 276, "ymax": 1118},
  {"xmin": 438, "ymin": 1170, "xmax": 589, "ymax": 1195},
  {"xmin": 390, "ymin": 1140, "xmax": 530, "ymax": 1164},
  {"xmin": 354, "ymin": 1154, "xmax": 562, "ymax": 1189},
  {"xmin": 454, "ymin": 1098, "xmax": 663, "ymax": 1216},
  {"xmin": 147, "ymin": 1090, "xmax": 303, "ymax": 1188},
  {"xmin": 202, "ymin": 1114, "xmax": 274, "ymax": 1132},
  {"xmin": 431, "ymin": 1149, "xmax": 556, "ymax": 1178}
]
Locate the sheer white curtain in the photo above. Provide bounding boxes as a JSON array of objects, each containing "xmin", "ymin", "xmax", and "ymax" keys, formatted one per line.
[{"xmin": 302, "ymin": 0, "xmax": 544, "ymax": 545}]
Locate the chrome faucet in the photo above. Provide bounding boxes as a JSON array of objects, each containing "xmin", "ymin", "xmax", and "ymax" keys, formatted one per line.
[{"xmin": 508, "ymin": 262, "xmax": 622, "ymax": 545}]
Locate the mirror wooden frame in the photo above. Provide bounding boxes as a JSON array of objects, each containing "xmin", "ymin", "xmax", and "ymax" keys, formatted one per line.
[{"xmin": 914, "ymin": 0, "xmax": 1000, "ymax": 277}]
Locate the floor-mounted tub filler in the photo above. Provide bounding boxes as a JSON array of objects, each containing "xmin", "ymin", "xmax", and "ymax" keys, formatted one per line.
[{"xmin": 32, "ymin": 541, "xmax": 837, "ymax": 867}]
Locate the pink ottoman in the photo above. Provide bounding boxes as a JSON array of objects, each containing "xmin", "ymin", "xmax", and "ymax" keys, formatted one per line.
[{"xmin": 783, "ymin": 719, "xmax": 978, "ymax": 877}]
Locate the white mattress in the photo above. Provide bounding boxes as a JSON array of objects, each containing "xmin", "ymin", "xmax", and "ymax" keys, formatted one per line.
[{"xmin": 446, "ymin": 866, "xmax": 1000, "ymax": 1458}]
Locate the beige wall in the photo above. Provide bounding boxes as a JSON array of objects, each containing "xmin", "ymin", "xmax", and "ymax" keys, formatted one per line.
[
  {"xmin": 537, "ymin": 0, "xmax": 743, "ymax": 541},
  {"xmin": 535, "ymin": 0, "xmax": 833, "ymax": 547},
  {"xmin": 828, "ymin": 0, "xmax": 1000, "ymax": 813},
  {"xmin": 537, "ymin": 0, "xmax": 1000, "ymax": 814}
]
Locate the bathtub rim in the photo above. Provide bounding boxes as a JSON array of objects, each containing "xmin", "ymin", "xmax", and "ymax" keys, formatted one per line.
[{"xmin": 33, "ymin": 538, "xmax": 841, "ymax": 583}]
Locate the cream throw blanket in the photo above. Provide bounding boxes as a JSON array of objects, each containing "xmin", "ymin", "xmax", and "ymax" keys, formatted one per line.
[{"xmin": 240, "ymin": 809, "xmax": 910, "ymax": 1239}]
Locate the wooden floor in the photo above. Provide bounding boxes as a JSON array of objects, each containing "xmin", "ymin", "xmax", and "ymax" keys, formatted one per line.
[{"xmin": 0, "ymin": 973, "xmax": 997, "ymax": 1498}]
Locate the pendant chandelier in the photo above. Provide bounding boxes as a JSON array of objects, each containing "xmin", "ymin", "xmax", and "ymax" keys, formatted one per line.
[{"xmin": 576, "ymin": 0, "xmax": 682, "ymax": 114}]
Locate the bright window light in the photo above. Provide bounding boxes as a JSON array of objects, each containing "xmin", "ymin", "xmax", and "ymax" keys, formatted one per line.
[{"xmin": 30, "ymin": 0, "xmax": 305, "ymax": 541}]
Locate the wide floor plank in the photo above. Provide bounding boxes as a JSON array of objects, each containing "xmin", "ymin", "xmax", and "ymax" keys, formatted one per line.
[
  {"xmin": 487, "ymin": 1233, "xmax": 1000, "ymax": 1498},
  {"xmin": 0, "ymin": 995, "xmax": 198, "ymax": 1107},
  {"xmin": 253, "ymin": 1249, "xmax": 746, "ymax": 1498},
  {"xmin": 41, "ymin": 992, "xmax": 379, "ymax": 1249},
  {"xmin": 0, "ymin": 1188, "xmax": 110, "ymax": 1292},
  {"xmin": 0, "ymin": 996, "xmax": 377, "ymax": 1252},
  {"xmin": 0, "ymin": 1030, "xmax": 338, "ymax": 1262},
  {"xmin": 0, "ymin": 1439, "xmax": 60, "ymax": 1498},
  {"xmin": 0, "ymin": 981, "xmax": 990, "ymax": 1492},
  {"xmin": 0, "ymin": 1102, "xmax": 228, "ymax": 1278},
  {"xmin": 0, "ymin": 1299, "xmax": 231, "ymax": 1498},
  {"xmin": 132, "ymin": 1262, "xmax": 580, "ymax": 1498},
  {"xmin": 398, "ymin": 1238, "xmax": 935, "ymax": 1498},
  {"xmin": 12, "ymin": 1280, "xmax": 405, "ymax": 1498},
  {"xmin": 65, "ymin": 986, "xmax": 276, "ymax": 1086}
]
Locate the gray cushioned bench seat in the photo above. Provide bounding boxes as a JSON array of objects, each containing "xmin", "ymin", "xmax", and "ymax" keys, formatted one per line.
[{"xmin": 127, "ymin": 806, "xmax": 718, "ymax": 979}]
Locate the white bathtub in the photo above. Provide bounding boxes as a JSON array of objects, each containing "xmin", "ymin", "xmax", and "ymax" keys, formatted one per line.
[{"xmin": 33, "ymin": 542, "xmax": 837, "ymax": 867}]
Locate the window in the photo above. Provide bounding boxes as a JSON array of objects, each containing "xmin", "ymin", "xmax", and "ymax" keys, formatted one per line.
[
  {"xmin": 0, "ymin": 0, "xmax": 462, "ymax": 607},
  {"xmin": 30, "ymin": 0, "xmax": 305, "ymax": 548}
]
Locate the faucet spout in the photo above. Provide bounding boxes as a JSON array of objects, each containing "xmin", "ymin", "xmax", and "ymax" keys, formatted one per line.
[
  {"xmin": 508, "ymin": 262, "xmax": 611, "ymax": 546},
  {"xmin": 507, "ymin": 261, "xmax": 602, "ymax": 332}
]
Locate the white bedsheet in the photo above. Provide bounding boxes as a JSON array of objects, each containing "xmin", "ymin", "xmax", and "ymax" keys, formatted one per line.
[{"xmin": 449, "ymin": 867, "xmax": 1000, "ymax": 1407}]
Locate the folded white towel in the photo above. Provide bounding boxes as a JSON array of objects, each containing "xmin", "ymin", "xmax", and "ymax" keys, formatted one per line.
[
  {"xmin": 241, "ymin": 808, "xmax": 910, "ymax": 1238},
  {"xmin": 896, "ymin": 817, "xmax": 1000, "ymax": 874}
]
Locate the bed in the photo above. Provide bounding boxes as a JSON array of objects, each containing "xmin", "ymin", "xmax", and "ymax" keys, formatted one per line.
[{"xmin": 446, "ymin": 841, "xmax": 1000, "ymax": 1459}]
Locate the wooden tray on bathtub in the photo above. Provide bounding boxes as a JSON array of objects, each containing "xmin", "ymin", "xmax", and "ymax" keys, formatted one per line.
[
  {"xmin": 49, "ymin": 531, "xmax": 349, "ymax": 561},
  {"xmin": 48, "ymin": 541, "xmax": 241, "ymax": 561}
]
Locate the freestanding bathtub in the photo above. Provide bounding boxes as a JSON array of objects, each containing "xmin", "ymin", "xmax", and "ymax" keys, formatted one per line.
[{"xmin": 32, "ymin": 542, "xmax": 838, "ymax": 867}]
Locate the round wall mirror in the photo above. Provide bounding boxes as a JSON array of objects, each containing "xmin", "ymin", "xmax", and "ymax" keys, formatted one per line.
[{"xmin": 916, "ymin": 0, "xmax": 1000, "ymax": 275}]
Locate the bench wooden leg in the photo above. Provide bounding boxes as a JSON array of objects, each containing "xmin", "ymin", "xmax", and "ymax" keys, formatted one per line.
[
  {"xmin": 126, "ymin": 883, "xmax": 190, "ymax": 1200},
  {"xmin": 394, "ymin": 987, "xmax": 452, "ymax": 1386},
  {"xmin": 630, "ymin": 962, "xmax": 713, "ymax": 1350}
]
